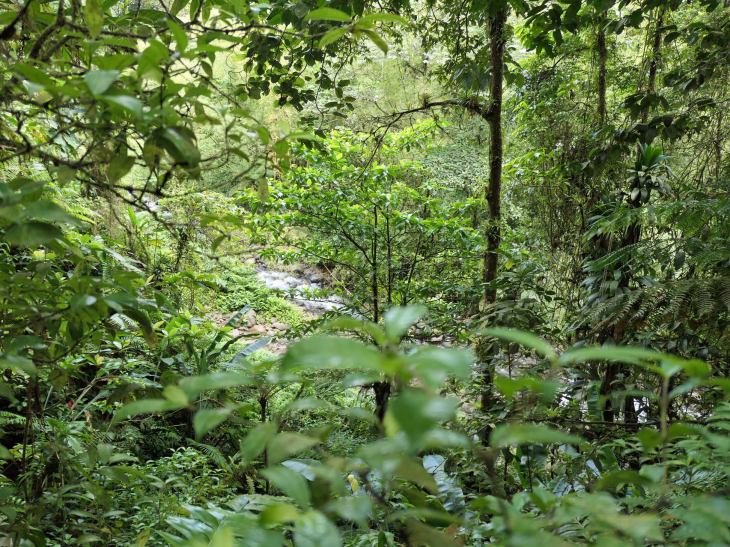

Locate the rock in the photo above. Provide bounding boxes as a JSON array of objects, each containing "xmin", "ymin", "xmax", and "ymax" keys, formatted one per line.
[
  {"xmin": 309, "ymin": 274, "xmax": 323, "ymax": 283},
  {"xmin": 245, "ymin": 309, "xmax": 257, "ymax": 327},
  {"xmin": 248, "ymin": 325, "xmax": 266, "ymax": 335},
  {"xmin": 230, "ymin": 329, "xmax": 241, "ymax": 337},
  {"xmin": 430, "ymin": 336, "xmax": 444, "ymax": 343},
  {"xmin": 271, "ymin": 321, "xmax": 288, "ymax": 330}
]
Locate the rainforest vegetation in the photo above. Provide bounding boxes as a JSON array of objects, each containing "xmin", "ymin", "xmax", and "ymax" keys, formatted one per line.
[{"xmin": 1, "ymin": 0, "xmax": 730, "ymax": 544}]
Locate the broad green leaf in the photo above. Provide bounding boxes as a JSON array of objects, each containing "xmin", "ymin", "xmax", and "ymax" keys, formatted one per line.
[
  {"xmin": 326, "ymin": 496, "xmax": 372, "ymax": 527},
  {"xmin": 135, "ymin": 529, "xmax": 151, "ymax": 547},
  {"xmin": 385, "ymin": 389, "xmax": 458, "ymax": 448},
  {"xmin": 268, "ymin": 432, "xmax": 319, "ymax": 465},
  {"xmin": 85, "ymin": 0, "xmax": 104, "ymax": 38},
  {"xmin": 170, "ymin": 0, "xmax": 190, "ymax": 16},
  {"xmin": 0, "ymin": 355, "xmax": 37, "ymax": 376},
  {"xmin": 560, "ymin": 346, "xmax": 662, "ymax": 366},
  {"xmin": 407, "ymin": 347, "xmax": 473, "ymax": 388},
  {"xmin": 324, "ymin": 316, "xmax": 387, "ymax": 346},
  {"xmin": 194, "ymin": 408, "xmax": 234, "ymax": 440},
  {"xmin": 70, "ymin": 294, "xmax": 97, "ymax": 313},
  {"xmin": 5, "ymin": 221, "xmax": 63, "ymax": 247},
  {"xmin": 356, "ymin": 13, "xmax": 408, "ymax": 25},
  {"xmin": 305, "ymin": 8, "xmax": 351, "ymax": 21},
  {"xmin": 112, "ymin": 399, "xmax": 184, "ymax": 425},
  {"xmin": 384, "ymin": 305, "xmax": 426, "ymax": 342},
  {"xmin": 162, "ymin": 385, "xmax": 188, "ymax": 405},
  {"xmin": 481, "ymin": 328, "xmax": 556, "ymax": 359},
  {"xmin": 210, "ymin": 526, "xmax": 234, "ymax": 547},
  {"xmin": 232, "ymin": 337, "xmax": 270, "ymax": 360},
  {"xmin": 179, "ymin": 372, "xmax": 255, "ymax": 399},
  {"xmin": 596, "ymin": 470, "xmax": 655, "ymax": 490},
  {"xmin": 240, "ymin": 422, "xmax": 278, "ymax": 462},
  {"xmin": 102, "ymin": 92, "xmax": 143, "ymax": 117},
  {"xmin": 84, "ymin": 70, "xmax": 119, "ymax": 95},
  {"xmin": 319, "ymin": 27, "xmax": 349, "ymax": 47},
  {"xmin": 362, "ymin": 29, "xmax": 388, "ymax": 53},
  {"xmin": 107, "ymin": 155, "xmax": 135, "ymax": 183},
  {"xmin": 166, "ymin": 19, "xmax": 188, "ymax": 51},
  {"xmin": 260, "ymin": 503, "xmax": 301, "ymax": 524},
  {"xmin": 490, "ymin": 424, "xmax": 584, "ymax": 448},
  {"xmin": 261, "ymin": 466, "xmax": 311, "ymax": 508},
  {"xmin": 294, "ymin": 510, "xmax": 341, "ymax": 547},
  {"xmin": 20, "ymin": 200, "xmax": 78, "ymax": 224},
  {"xmin": 283, "ymin": 336, "xmax": 382, "ymax": 372},
  {"xmin": 15, "ymin": 63, "xmax": 54, "ymax": 86},
  {"xmin": 156, "ymin": 127, "xmax": 201, "ymax": 167}
]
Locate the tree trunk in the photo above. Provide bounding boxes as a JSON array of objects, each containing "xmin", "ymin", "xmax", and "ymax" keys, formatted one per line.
[
  {"xmin": 482, "ymin": 8, "xmax": 507, "ymax": 308},
  {"xmin": 478, "ymin": 8, "xmax": 508, "ymax": 411},
  {"xmin": 597, "ymin": 16, "xmax": 607, "ymax": 126},
  {"xmin": 641, "ymin": 8, "xmax": 665, "ymax": 124}
]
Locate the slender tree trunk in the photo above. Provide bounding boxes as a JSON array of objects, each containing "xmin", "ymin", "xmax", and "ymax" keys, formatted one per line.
[
  {"xmin": 372, "ymin": 205, "xmax": 379, "ymax": 324},
  {"xmin": 482, "ymin": 9, "xmax": 507, "ymax": 308},
  {"xmin": 478, "ymin": 8, "xmax": 508, "ymax": 411},
  {"xmin": 597, "ymin": 16, "xmax": 607, "ymax": 126},
  {"xmin": 641, "ymin": 8, "xmax": 665, "ymax": 124}
]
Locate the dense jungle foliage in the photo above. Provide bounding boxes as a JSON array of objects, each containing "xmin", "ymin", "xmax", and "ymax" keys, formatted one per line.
[{"xmin": 1, "ymin": 0, "xmax": 730, "ymax": 544}]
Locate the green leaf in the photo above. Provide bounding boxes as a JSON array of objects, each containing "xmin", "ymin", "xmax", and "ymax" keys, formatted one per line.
[
  {"xmin": 260, "ymin": 503, "xmax": 301, "ymax": 524},
  {"xmin": 294, "ymin": 510, "xmax": 341, "ymax": 547},
  {"xmin": 14, "ymin": 63, "xmax": 54, "ymax": 86},
  {"xmin": 70, "ymin": 294, "xmax": 97, "ymax": 313},
  {"xmin": 85, "ymin": 0, "xmax": 104, "ymax": 38},
  {"xmin": 596, "ymin": 470, "xmax": 655, "ymax": 490},
  {"xmin": 240, "ymin": 422, "xmax": 278, "ymax": 463},
  {"xmin": 232, "ymin": 337, "xmax": 270, "ymax": 360},
  {"xmin": 256, "ymin": 126, "xmax": 270, "ymax": 145},
  {"xmin": 385, "ymin": 389, "xmax": 458, "ymax": 448},
  {"xmin": 121, "ymin": 308, "xmax": 157, "ymax": 346},
  {"xmin": 166, "ymin": 19, "xmax": 188, "ymax": 51},
  {"xmin": 0, "ymin": 355, "xmax": 37, "ymax": 376},
  {"xmin": 261, "ymin": 466, "xmax": 311, "ymax": 508},
  {"xmin": 162, "ymin": 385, "xmax": 188, "ymax": 405},
  {"xmin": 170, "ymin": 0, "xmax": 190, "ymax": 16},
  {"xmin": 268, "ymin": 432, "xmax": 319, "ymax": 465},
  {"xmin": 319, "ymin": 27, "xmax": 349, "ymax": 47},
  {"xmin": 559, "ymin": 346, "xmax": 662, "ymax": 366},
  {"xmin": 324, "ymin": 317, "xmax": 387, "ymax": 346},
  {"xmin": 384, "ymin": 305, "xmax": 426, "ymax": 342},
  {"xmin": 326, "ymin": 496, "xmax": 372, "ymax": 527},
  {"xmin": 107, "ymin": 155, "xmax": 135, "ymax": 183},
  {"xmin": 407, "ymin": 347, "xmax": 473, "ymax": 389},
  {"xmin": 135, "ymin": 529, "xmax": 151, "ymax": 547},
  {"xmin": 179, "ymin": 372, "xmax": 255, "ymax": 399},
  {"xmin": 102, "ymin": 92, "xmax": 143, "ymax": 117},
  {"xmin": 362, "ymin": 29, "xmax": 388, "ymax": 53},
  {"xmin": 194, "ymin": 408, "xmax": 234, "ymax": 440},
  {"xmin": 5, "ymin": 221, "xmax": 63, "ymax": 247},
  {"xmin": 156, "ymin": 127, "xmax": 201, "ymax": 167},
  {"xmin": 112, "ymin": 399, "xmax": 184, "ymax": 425},
  {"xmin": 283, "ymin": 336, "xmax": 382, "ymax": 372},
  {"xmin": 84, "ymin": 70, "xmax": 119, "ymax": 95},
  {"xmin": 490, "ymin": 424, "xmax": 584, "ymax": 448},
  {"xmin": 357, "ymin": 13, "xmax": 408, "ymax": 25},
  {"xmin": 305, "ymin": 7, "xmax": 351, "ymax": 21},
  {"xmin": 20, "ymin": 200, "xmax": 78, "ymax": 224},
  {"xmin": 481, "ymin": 328, "xmax": 556, "ymax": 359}
]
